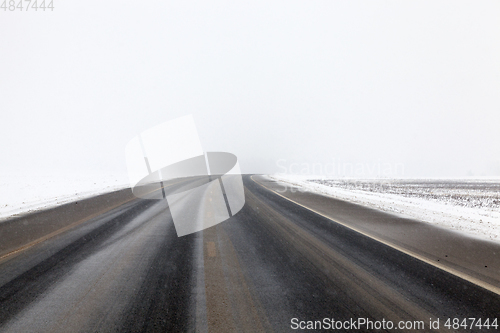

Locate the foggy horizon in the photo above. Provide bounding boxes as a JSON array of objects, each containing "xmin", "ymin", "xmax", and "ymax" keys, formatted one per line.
[{"xmin": 1, "ymin": 1, "xmax": 499, "ymax": 180}]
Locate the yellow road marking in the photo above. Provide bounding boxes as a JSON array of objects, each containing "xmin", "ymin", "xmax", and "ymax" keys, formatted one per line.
[
  {"xmin": 0, "ymin": 179, "xmax": 187, "ymax": 262},
  {"xmin": 203, "ymin": 227, "xmax": 237, "ymax": 332},
  {"xmin": 0, "ymin": 197, "xmax": 136, "ymax": 263},
  {"xmin": 207, "ymin": 241, "xmax": 217, "ymax": 257}
]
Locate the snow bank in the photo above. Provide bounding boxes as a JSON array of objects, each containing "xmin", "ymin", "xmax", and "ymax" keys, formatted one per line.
[
  {"xmin": 270, "ymin": 174, "xmax": 500, "ymax": 242},
  {"xmin": 0, "ymin": 173, "xmax": 130, "ymax": 222}
]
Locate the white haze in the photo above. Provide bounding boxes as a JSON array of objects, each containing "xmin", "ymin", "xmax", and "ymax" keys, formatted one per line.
[{"xmin": 1, "ymin": 1, "xmax": 499, "ymax": 182}]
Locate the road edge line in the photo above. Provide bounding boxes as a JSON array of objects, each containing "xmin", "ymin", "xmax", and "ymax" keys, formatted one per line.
[{"xmin": 250, "ymin": 175, "xmax": 500, "ymax": 296}]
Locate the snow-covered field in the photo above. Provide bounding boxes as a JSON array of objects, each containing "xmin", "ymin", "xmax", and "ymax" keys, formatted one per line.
[
  {"xmin": 0, "ymin": 173, "xmax": 129, "ymax": 222},
  {"xmin": 271, "ymin": 175, "xmax": 500, "ymax": 242}
]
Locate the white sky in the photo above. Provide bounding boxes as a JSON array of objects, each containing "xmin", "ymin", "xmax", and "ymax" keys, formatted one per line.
[{"xmin": 1, "ymin": 0, "xmax": 499, "ymax": 180}]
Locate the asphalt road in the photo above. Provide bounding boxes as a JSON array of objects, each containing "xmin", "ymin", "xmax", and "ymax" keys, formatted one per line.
[{"xmin": 0, "ymin": 175, "xmax": 499, "ymax": 332}]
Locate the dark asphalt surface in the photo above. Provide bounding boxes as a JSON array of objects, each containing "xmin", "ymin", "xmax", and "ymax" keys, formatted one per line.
[{"xmin": 0, "ymin": 175, "xmax": 499, "ymax": 332}]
